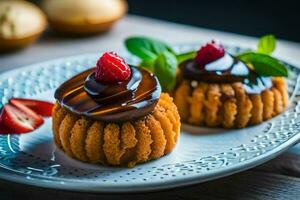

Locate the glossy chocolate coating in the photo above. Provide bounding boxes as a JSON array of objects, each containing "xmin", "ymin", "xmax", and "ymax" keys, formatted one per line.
[
  {"xmin": 54, "ymin": 66, "xmax": 161, "ymax": 122},
  {"xmin": 181, "ymin": 53, "xmax": 272, "ymax": 94}
]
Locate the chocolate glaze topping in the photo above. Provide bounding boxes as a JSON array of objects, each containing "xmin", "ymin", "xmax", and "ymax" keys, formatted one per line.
[
  {"xmin": 54, "ymin": 66, "xmax": 161, "ymax": 122},
  {"xmin": 181, "ymin": 53, "xmax": 272, "ymax": 94}
]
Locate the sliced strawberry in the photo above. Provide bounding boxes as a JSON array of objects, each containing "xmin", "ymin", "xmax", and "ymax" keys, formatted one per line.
[
  {"xmin": 9, "ymin": 98, "xmax": 54, "ymax": 117},
  {"xmin": 0, "ymin": 123, "xmax": 14, "ymax": 134},
  {"xmin": 0, "ymin": 104, "xmax": 44, "ymax": 134}
]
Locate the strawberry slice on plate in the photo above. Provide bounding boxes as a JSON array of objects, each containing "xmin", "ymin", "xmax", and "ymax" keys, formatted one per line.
[
  {"xmin": 9, "ymin": 98, "xmax": 54, "ymax": 117},
  {"xmin": 0, "ymin": 124, "xmax": 13, "ymax": 134},
  {"xmin": 0, "ymin": 104, "xmax": 44, "ymax": 134}
]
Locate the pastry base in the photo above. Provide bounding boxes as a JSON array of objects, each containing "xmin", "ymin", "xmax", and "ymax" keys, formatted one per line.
[
  {"xmin": 174, "ymin": 78, "xmax": 289, "ymax": 128},
  {"xmin": 48, "ymin": 16, "xmax": 123, "ymax": 35},
  {"xmin": 0, "ymin": 33, "xmax": 42, "ymax": 52},
  {"xmin": 52, "ymin": 93, "xmax": 180, "ymax": 167}
]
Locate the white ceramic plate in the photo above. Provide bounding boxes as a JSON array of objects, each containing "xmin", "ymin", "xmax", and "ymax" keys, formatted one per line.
[{"xmin": 0, "ymin": 44, "xmax": 300, "ymax": 193}]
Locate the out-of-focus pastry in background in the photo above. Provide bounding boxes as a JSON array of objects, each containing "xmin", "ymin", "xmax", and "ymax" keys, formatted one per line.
[
  {"xmin": 0, "ymin": 0, "xmax": 47, "ymax": 52},
  {"xmin": 42, "ymin": 0, "xmax": 127, "ymax": 35}
]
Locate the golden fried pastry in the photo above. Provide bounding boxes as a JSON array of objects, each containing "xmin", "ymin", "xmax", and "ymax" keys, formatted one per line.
[
  {"xmin": 52, "ymin": 52, "xmax": 180, "ymax": 167},
  {"xmin": 0, "ymin": 0, "xmax": 47, "ymax": 51},
  {"xmin": 42, "ymin": 0, "xmax": 127, "ymax": 34},
  {"xmin": 174, "ymin": 78, "xmax": 288, "ymax": 128},
  {"xmin": 53, "ymin": 93, "xmax": 180, "ymax": 167},
  {"xmin": 174, "ymin": 40, "xmax": 288, "ymax": 129}
]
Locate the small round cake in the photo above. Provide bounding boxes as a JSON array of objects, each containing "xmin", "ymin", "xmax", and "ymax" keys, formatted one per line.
[
  {"xmin": 174, "ymin": 41, "xmax": 288, "ymax": 128},
  {"xmin": 42, "ymin": 0, "xmax": 127, "ymax": 35},
  {"xmin": 0, "ymin": 0, "xmax": 47, "ymax": 52},
  {"xmin": 52, "ymin": 52, "xmax": 180, "ymax": 167}
]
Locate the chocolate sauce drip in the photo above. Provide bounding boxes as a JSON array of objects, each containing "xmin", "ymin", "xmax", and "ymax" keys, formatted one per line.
[
  {"xmin": 181, "ymin": 53, "xmax": 272, "ymax": 94},
  {"xmin": 54, "ymin": 66, "xmax": 161, "ymax": 122}
]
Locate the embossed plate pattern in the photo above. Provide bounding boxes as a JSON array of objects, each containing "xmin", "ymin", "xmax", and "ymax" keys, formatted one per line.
[{"xmin": 0, "ymin": 45, "xmax": 300, "ymax": 192}]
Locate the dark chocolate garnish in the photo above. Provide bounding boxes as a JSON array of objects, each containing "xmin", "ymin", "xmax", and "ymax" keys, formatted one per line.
[
  {"xmin": 181, "ymin": 53, "xmax": 272, "ymax": 94},
  {"xmin": 55, "ymin": 66, "xmax": 161, "ymax": 122}
]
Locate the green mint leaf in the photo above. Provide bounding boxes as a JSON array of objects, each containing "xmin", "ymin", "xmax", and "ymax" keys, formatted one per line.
[
  {"xmin": 125, "ymin": 37, "xmax": 175, "ymax": 62},
  {"xmin": 154, "ymin": 51, "xmax": 177, "ymax": 92},
  {"xmin": 237, "ymin": 52, "xmax": 288, "ymax": 77},
  {"xmin": 176, "ymin": 51, "xmax": 196, "ymax": 64},
  {"xmin": 257, "ymin": 34, "xmax": 276, "ymax": 55},
  {"xmin": 140, "ymin": 60, "xmax": 155, "ymax": 71}
]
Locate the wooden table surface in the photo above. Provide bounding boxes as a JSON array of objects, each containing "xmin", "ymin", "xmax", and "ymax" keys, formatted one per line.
[{"xmin": 0, "ymin": 15, "xmax": 300, "ymax": 200}]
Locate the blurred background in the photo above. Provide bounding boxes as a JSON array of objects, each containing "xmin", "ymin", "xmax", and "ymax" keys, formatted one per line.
[
  {"xmin": 1, "ymin": 0, "xmax": 299, "ymax": 57},
  {"xmin": 127, "ymin": 0, "xmax": 300, "ymax": 42}
]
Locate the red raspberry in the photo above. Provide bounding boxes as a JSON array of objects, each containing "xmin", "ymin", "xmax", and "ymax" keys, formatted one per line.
[
  {"xmin": 195, "ymin": 40, "xmax": 225, "ymax": 67},
  {"xmin": 95, "ymin": 52, "xmax": 131, "ymax": 84}
]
